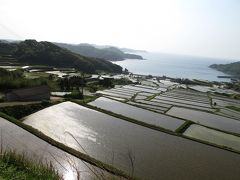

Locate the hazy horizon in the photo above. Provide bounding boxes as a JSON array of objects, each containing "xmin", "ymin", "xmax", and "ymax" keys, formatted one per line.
[{"xmin": 0, "ymin": 0, "xmax": 240, "ymax": 60}]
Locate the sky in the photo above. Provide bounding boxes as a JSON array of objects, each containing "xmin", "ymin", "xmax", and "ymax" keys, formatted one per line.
[{"xmin": 0, "ymin": 0, "xmax": 240, "ymax": 60}]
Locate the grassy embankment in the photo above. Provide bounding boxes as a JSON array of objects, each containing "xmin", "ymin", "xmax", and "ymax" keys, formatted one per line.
[
  {"xmin": 0, "ymin": 150, "xmax": 59, "ymax": 180},
  {"xmin": 226, "ymin": 106, "xmax": 240, "ymax": 112},
  {"xmin": 0, "ymin": 101, "xmax": 54, "ymax": 120}
]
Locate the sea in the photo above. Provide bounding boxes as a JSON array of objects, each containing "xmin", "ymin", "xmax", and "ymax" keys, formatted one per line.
[{"xmin": 114, "ymin": 52, "xmax": 235, "ymax": 82}]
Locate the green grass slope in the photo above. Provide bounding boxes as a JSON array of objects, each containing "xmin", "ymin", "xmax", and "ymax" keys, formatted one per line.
[{"xmin": 0, "ymin": 151, "xmax": 59, "ymax": 180}]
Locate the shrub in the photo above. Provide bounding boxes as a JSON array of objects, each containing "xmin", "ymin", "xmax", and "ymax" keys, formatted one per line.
[
  {"xmin": 0, "ymin": 150, "xmax": 59, "ymax": 179},
  {"xmin": 64, "ymin": 91, "xmax": 83, "ymax": 99}
]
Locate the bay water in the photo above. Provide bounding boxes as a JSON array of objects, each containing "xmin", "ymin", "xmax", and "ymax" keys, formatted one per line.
[{"xmin": 115, "ymin": 52, "xmax": 234, "ymax": 82}]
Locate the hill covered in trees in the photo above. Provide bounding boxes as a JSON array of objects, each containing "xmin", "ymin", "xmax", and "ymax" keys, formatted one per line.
[
  {"xmin": 0, "ymin": 40, "xmax": 122, "ymax": 73},
  {"xmin": 209, "ymin": 61, "xmax": 240, "ymax": 75},
  {"xmin": 55, "ymin": 42, "xmax": 143, "ymax": 61}
]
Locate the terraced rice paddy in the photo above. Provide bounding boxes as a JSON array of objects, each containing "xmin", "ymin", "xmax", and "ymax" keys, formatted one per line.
[
  {"xmin": 165, "ymin": 91, "xmax": 208, "ymax": 98},
  {"xmin": 51, "ymin": 92, "xmax": 71, "ymax": 96},
  {"xmin": 96, "ymin": 91, "xmax": 131, "ymax": 99},
  {"xmin": 115, "ymin": 87, "xmax": 140, "ymax": 93},
  {"xmin": 122, "ymin": 85, "xmax": 160, "ymax": 93},
  {"xmin": 134, "ymin": 92, "xmax": 154, "ymax": 100},
  {"xmin": 0, "ymin": 117, "xmax": 110, "ymax": 180},
  {"xmin": 24, "ymin": 72, "xmax": 50, "ymax": 79},
  {"xmin": 103, "ymin": 89, "xmax": 136, "ymax": 96},
  {"xmin": 89, "ymin": 97, "xmax": 184, "ymax": 131},
  {"xmin": 184, "ymin": 124, "xmax": 240, "ymax": 152},
  {"xmin": 127, "ymin": 101, "xmax": 166, "ymax": 113},
  {"xmin": 135, "ymin": 85, "xmax": 158, "ymax": 90},
  {"xmin": 134, "ymin": 94, "xmax": 148, "ymax": 100},
  {"xmin": 96, "ymin": 86, "xmax": 144, "ymax": 100},
  {"xmin": 137, "ymin": 92, "xmax": 155, "ymax": 96},
  {"xmin": 97, "ymin": 85, "xmax": 162, "ymax": 102},
  {"xmin": 157, "ymin": 87, "xmax": 168, "ymax": 92},
  {"xmin": 167, "ymin": 107, "xmax": 240, "ymax": 134},
  {"xmin": 216, "ymin": 108, "xmax": 240, "ymax": 120},
  {"xmin": 188, "ymin": 85, "xmax": 212, "ymax": 93},
  {"xmin": 211, "ymin": 95, "xmax": 240, "ymax": 104},
  {"xmin": 136, "ymin": 99, "xmax": 172, "ymax": 109},
  {"xmin": 45, "ymin": 71, "xmax": 67, "ymax": 78},
  {"xmin": 171, "ymin": 89, "xmax": 208, "ymax": 97},
  {"xmin": 212, "ymin": 98, "xmax": 240, "ymax": 107},
  {"xmin": 151, "ymin": 98, "xmax": 213, "ymax": 112},
  {"xmin": 23, "ymin": 102, "xmax": 240, "ymax": 180},
  {"xmin": 139, "ymin": 81, "xmax": 157, "ymax": 87},
  {"xmin": 103, "ymin": 96, "xmax": 126, "ymax": 102},
  {"xmin": 154, "ymin": 96, "xmax": 211, "ymax": 108},
  {"xmin": 160, "ymin": 93, "xmax": 210, "ymax": 103}
]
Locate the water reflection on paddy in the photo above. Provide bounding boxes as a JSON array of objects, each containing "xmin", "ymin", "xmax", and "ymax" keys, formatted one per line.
[
  {"xmin": 167, "ymin": 107, "xmax": 240, "ymax": 134},
  {"xmin": 184, "ymin": 124, "xmax": 240, "ymax": 152},
  {"xmin": 89, "ymin": 97, "xmax": 185, "ymax": 131},
  {"xmin": 0, "ymin": 117, "xmax": 112, "ymax": 180},
  {"xmin": 23, "ymin": 102, "xmax": 240, "ymax": 180}
]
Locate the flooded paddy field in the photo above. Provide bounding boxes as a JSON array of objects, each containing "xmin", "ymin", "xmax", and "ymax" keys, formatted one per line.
[
  {"xmin": 184, "ymin": 124, "xmax": 240, "ymax": 152},
  {"xmin": 122, "ymin": 85, "xmax": 160, "ymax": 93},
  {"xmin": 0, "ymin": 117, "xmax": 113, "ymax": 180},
  {"xmin": 157, "ymin": 87, "xmax": 168, "ymax": 92},
  {"xmin": 96, "ymin": 91, "xmax": 131, "ymax": 99},
  {"xmin": 103, "ymin": 89, "xmax": 136, "ymax": 96},
  {"xmin": 0, "ymin": 65, "xmax": 21, "ymax": 71},
  {"xmin": 89, "ymin": 97, "xmax": 184, "ymax": 131},
  {"xmin": 167, "ymin": 107, "xmax": 240, "ymax": 134},
  {"xmin": 188, "ymin": 85, "xmax": 212, "ymax": 93},
  {"xmin": 210, "ymin": 95, "xmax": 240, "ymax": 104},
  {"xmin": 133, "ymin": 92, "xmax": 155, "ymax": 101},
  {"xmin": 24, "ymin": 72, "xmax": 51, "ymax": 79},
  {"xmin": 137, "ymin": 92, "xmax": 155, "ymax": 96},
  {"xmin": 51, "ymin": 92, "xmax": 71, "ymax": 97},
  {"xmin": 0, "ymin": 92, "xmax": 4, "ymax": 99},
  {"xmin": 134, "ymin": 94, "xmax": 148, "ymax": 100},
  {"xmin": 212, "ymin": 98, "xmax": 240, "ymax": 107},
  {"xmin": 151, "ymin": 98, "xmax": 213, "ymax": 112},
  {"xmin": 127, "ymin": 101, "xmax": 166, "ymax": 113},
  {"xmin": 139, "ymin": 81, "xmax": 158, "ymax": 87},
  {"xmin": 23, "ymin": 102, "xmax": 240, "ymax": 180},
  {"xmin": 160, "ymin": 93, "xmax": 210, "ymax": 104},
  {"xmin": 45, "ymin": 71, "xmax": 68, "ymax": 78},
  {"xmin": 115, "ymin": 87, "xmax": 141, "ymax": 93},
  {"xmin": 106, "ymin": 88, "xmax": 138, "ymax": 94},
  {"xmin": 171, "ymin": 89, "xmax": 208, "ymax": 98},
  {"xmin": 136, "ymin": 99, "xmax": 172, "ymax": 109},
  {"xmin": 128, "ymin": 100, "xmax": 168, "ymax": 111},
  {"xmin": 216, "ymin": 108, "xmax": 240, "ymax": 121},
  {"xmin": 165, "ymin": 91, "xmax": 210, "ymax": 101},
  {"xmin": 135, "ymin": 84, "xmax": 159, "ymax": 90},
  {"xmin": 154, "ymin": 96, "xmax": 212, "ymax": 108},
  {"xmin": 103, "ymin": 96, "xmax": 126, "ymax": 102}
]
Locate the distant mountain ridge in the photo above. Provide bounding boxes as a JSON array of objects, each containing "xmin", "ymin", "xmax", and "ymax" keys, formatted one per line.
[
  {"xmin": 209, "ymin": 61, "xmax": 240, "ymax": 75},
  {"xmin": 0, "ymin": 40, "xmax": 122, "ymax": 73},
  {"xmin": 54, "ymin": 42, "xmax": 144, "ymax": 61}
]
